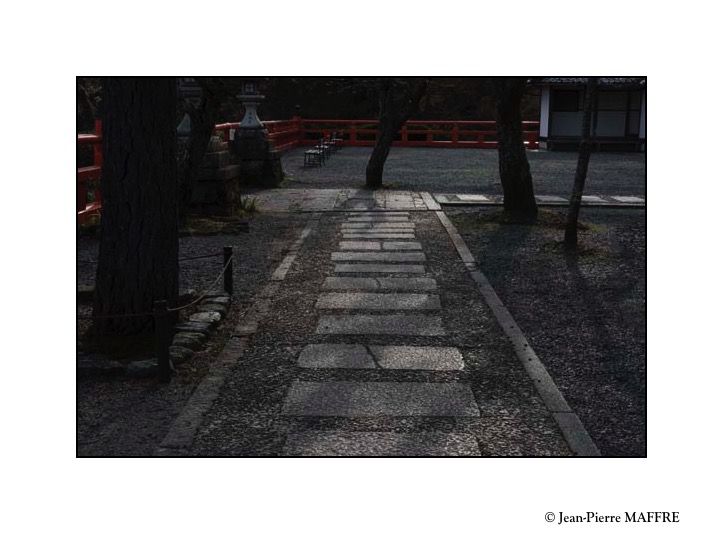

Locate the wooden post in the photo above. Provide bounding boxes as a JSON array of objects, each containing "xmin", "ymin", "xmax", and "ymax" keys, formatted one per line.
[
  {"xmin": 350, "ymin": 125, "xmax": 357, "ymax": 145},
  {"xmin": 223, "ymin": 246, "xmax": 233, "ymax": 295},
  {"xmin": 154, "ymin": 300, "xmax": 171, "ymax": 382},
  {"xmin": 451, "ymin": 124, "xmax": 459, "ymax": 146}
]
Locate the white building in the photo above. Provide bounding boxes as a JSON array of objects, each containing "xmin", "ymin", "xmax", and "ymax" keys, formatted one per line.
[{"xmin": 536, "ymin": 77, "xmax": 646, "ymax": 151}]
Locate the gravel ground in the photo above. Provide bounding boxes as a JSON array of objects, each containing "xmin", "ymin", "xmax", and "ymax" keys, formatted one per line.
[
  {"xmin": 190, "ymin": 211, "xmax": 570, "ymax": 456},
  {"xmin": 77, "ymin": 212, "xmax": 305, "ymax": 456},
  {"xmin": 280, "ymin": 146, "xmax": 646, "ymax": 196},
  {"xmin": 447, "ymin": 207, "xmax": 647, "ymax": 456}
]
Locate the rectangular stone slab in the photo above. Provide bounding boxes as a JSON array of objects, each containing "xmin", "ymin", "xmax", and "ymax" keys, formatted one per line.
[
  {"xmin": 316, "ymin": 292, "xmax": 441, "ymax": 311},
  {"xmin": 298, "ymin": 344, "xmax": 375, "ymax": 369},
  {"xmin": 331, "ymin": 252, "xmax": 426, "ymax": 262},
  {"xmin": 344, "ymin": 229, "xmax": 416, "ymax": 235},
  {"xmin": 347, "ymin": 216, "xmax": 409, "ymax": 222},
  {"xmin": 456, "ymin": 194, "xmax": 490, "ymax": 202},
  {"xmin": 383, "ymin": 241, "xmax": 422, "ymax": 251},
  {"xmin": 611, "ymin": 196, "xmax": 645, "ymax": 203},
  {"xmin": 348, "ymin": 211, "xmax": 409, "ymax": 216},
  {"xmin": 339, "ymin": 241, "xmax": 381, "ymax": 251},
  {"xmin": 369, "ymin": 346, "xmax": 464, "ymax": 370},
  {"xmin": 316, "ymin": 314, "xmax": 445, "ymax": 335},
  {"xmin": 343, "ymin": 234, "xmax": 416, "ymax": 240},
  {"xmin": 322, "ymin": 277, "xmax": 437, "ymax": 291},
  {"xmin": 283, "ymin": 431, "xmax": 480, "ymax": 456},
  {"xmin": 342, "ymin": 222, "xmax": 415, "ymax": 229},
  {"xmin": 281, "ymin": 381, "xmax": 480, "ymax": 416},
  {"xmin": 334, "ymin": 263, "xmax": 425, "ymax": 274}
]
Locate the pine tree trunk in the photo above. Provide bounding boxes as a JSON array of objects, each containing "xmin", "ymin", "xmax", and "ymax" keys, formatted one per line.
[
  {"xmin": 495, "ymin": 78, "xmax": 537, "ymax": 220},
  {"xmin": 93, "ymin": 77, "xmax": 179, "ymax": 336},
  {"xmin": 365, "ymin": 78, "xmax": 427, "ymax": 189},
  {"xmin": 365, "ymin": 120, "xmax": 395, "ymax": 189},
  {"xmin": 565, "ymin": 77, "xmax": 598, "ymax": 248}
]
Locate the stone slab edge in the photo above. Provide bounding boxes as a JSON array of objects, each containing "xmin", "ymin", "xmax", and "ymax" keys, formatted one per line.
[
  {"xmin": 434, "ymin": 210, "xmax": 600, "ymax": 457},
  {"xmin": 271, "ymin": 214, "xmax": 321, "ymax": 281},
  {"xmin": 433, "ymin": 193, "xmax": 645, "ymax": 209},
  {"xmin": 420, "ymin": 191, "xmax": 441, "ymax": 211},
  {"xmin": 155, "ymin": 214, "xmax": 321, "ymax": 456}
]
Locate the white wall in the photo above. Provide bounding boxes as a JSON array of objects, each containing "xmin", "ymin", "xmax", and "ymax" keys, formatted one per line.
[
  {"xmin": 539, "ymin": 86, "xmax": 550, "ymax": 138},
  {"xmin": 639, "ymin": 91, "xmax": 646, "ymax": 139}
]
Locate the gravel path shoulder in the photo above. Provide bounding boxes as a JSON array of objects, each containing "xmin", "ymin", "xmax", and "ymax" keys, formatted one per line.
[
  {"xmin": 77, "ymin": 212, "xmax": 305, "ymax": 456},
  {"xmin": 447, "ymin": 207, "xmax": 647, "ymax": 456}
]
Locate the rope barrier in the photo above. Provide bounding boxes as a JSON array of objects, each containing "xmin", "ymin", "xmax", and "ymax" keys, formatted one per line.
[
  {"xmin": 168, "ymin": 256, "xmax": 233, "ymax": 312},
  {"xmin": 77, "ymin": 255, "xmax": 233, "ymax": 319},
  {"xmin": 79, "ymin": 250, "xmax": 225, "ymax": 266},
  {"xmin": 177, "ymin": 252, "xmax": 223, "ymax": 262}
]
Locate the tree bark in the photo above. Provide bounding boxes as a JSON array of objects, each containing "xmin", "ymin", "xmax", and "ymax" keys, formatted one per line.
[
  {"xmin": 494, "ymin": 78, "xmax": 537, "ymax": 220},
  {"xmin": 564, "ymin": 77, "xmax": 598, "ymax": 248},
  {"xmin": 93, "ymin": 77, "xmax": 178, "ymax": 336},
  {"xmin": 365, "ymin": 78, "xmax": 427, "ymax": 189}
]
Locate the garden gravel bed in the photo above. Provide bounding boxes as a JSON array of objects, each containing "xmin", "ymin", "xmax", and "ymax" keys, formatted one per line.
[
  {"xmin": 447, "ymin": 207, "xmax": 647, "ymax": 456},
  {"xmin": 77, "ymin": 212, "xmax": 304, "ymax": 456},
  {"xmin": 279, "ymin": 146, "xmax": 646, "ymax": 196}
]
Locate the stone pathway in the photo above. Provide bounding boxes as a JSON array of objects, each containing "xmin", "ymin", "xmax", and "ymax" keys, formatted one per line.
[
  {"xmin": 183, "ymin": 206, "xmax": 579, "ymax": 456},
  {"xmin": 280, "ymin": 210, "xmax": 484, "ymax": 455}
]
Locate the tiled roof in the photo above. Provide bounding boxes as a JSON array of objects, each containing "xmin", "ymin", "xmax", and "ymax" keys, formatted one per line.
[{"xmin": 533, "ymin": 77, "xmax": 645, "ymax": 88}]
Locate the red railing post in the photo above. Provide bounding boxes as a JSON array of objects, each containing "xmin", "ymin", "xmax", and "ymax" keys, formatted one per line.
[
  {"xmin": 451, "ymin": 123, "xmax": 459, "ymax": 147},
  {"xmin": 350, "ymin": 124, "xmax": 357, "ymax": 145},
  {"xmin": 401, "ymin": 125, "xmax": 408, "ymax": 144}
]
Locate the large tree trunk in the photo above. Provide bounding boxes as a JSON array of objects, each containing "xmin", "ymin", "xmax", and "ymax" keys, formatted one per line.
[
  {"xmin": 93, "ymin": 77, "xmax": 178, "ymax": 336},
  {"xmin": 365, "ymin": 78, "xmax": 427, "ymax": 189},
  {"xmin": 565, "ymin": 77, "xmax": 599, "ymax": 248},
  {"xmin": 494, "ymin": 78, "xmax": 537, "ymax": 220}
]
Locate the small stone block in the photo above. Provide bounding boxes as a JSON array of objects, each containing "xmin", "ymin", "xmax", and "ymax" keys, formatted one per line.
[
  {"xmin": 383, "ymin": 242, "xmax": 422, "ymax": 250},
  {"xmin": 611, "ymin": 196, "xmax": 645, "ymax": 203},
  {"xmin": 343, "ymin": 234, "xmax": 416, "ymax": 240},
  {"xmin": 370, "ymin": 346, "xmax": 464, "ymax": 370},
  {"xmin": 316, "ymin": 314, "xmax": 445, "ymax": 336},
  {"xmin": 189, "ymin": 311, "xmax": 222, "ymax": 325},
  {"xmin": 535, "ymin": 195, "xmax": 568, "ymax": 203},
  {"xmin": 297, "ymin": 344, "xmax": 375, "ymax": 369},
  {"xmin": 316, "ymin": 292, "xmax": 440, "ymax": 311},
  {"xmin": 456, "ymin": 194, "xmax": 490, "ymax": 202},
  {"xmin": 347, "ymin": 216, "xmax": 409, "ymax": 222},
  {"xmin": 334, "ymin": 263, "xmax": 425, "ymax": 274},
  {"xmin": 322, "ymin": 277, "xmax": 437, "ymax": 291},
  {"xmin": 175, "ymin": 322, "xmax": 212, "ymax": 335},
  {"xmin": 331, "ymin": 252, "xmax": 426, "ymax": 262},
  {"xmin": 339, "ymin": 241, "xmax": 381, "ymax": 251}
]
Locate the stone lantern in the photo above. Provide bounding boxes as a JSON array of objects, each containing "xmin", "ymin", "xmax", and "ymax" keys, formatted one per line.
[{"xmin": 232, "ymin": 78, "xmax": 283, "ymax": 188}]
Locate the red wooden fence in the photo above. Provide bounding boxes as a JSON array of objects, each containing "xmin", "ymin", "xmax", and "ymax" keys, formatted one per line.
[
  {"xmin": 78, "ymin": 117, "xmax": 539, "ymax": 222},
  {"xmin": 77, "ymin": 119, "xmax": 103, "ymax": 224}
]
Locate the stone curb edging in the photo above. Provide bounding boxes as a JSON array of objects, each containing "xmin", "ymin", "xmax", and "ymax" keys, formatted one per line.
[
  {"xmin": 154, "ymin": 213, "xmax": 322, "ymax": 456},
  {"xmin": 434, "ymin": 210, "xmax": 601, "ymax": 457}
]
